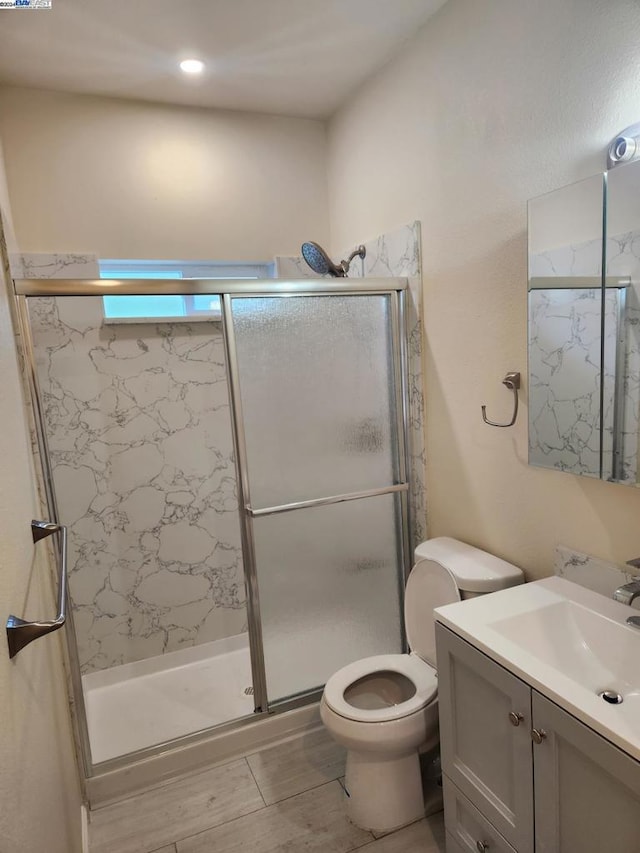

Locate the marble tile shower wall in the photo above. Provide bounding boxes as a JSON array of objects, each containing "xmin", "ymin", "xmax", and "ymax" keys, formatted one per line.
[
  {"xmin": 18, "ymin": 237, "xmax": 425, "ymax": 677},
  {"xmin": 5, "ymin": 254, "xmax": 102, "ymax": 513},
  {"xmin": 277, "ymin": 222, "xmax": 427, "ymax": 544},
  {"xmin": 273, "ymin": 255, "xmax": 321, "ymax": 279},
  {"xmin": 529, "ymin": 230, "xmax": 640, "ymax": 483},
  {"xmin": 348, "ymin": 222, "xmax": 426, "ymax": 543},
  {"xmin": 29, "ymin": 296, "xmax": 245, "ymax": 674}
]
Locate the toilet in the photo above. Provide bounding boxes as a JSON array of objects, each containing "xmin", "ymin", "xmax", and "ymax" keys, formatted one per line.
[{"xmin": 320, "ymin": 537, "xmax": 523, "ymax": 834}]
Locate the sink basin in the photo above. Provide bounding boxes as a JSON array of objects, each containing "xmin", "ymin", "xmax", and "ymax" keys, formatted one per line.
[
  {"xmin": 489, "ymin": 598, "xmax": 640, "ymax": 697},
  {"xmin": 435, "ymin": 576, "xmax": 640, "ymax": 761}
]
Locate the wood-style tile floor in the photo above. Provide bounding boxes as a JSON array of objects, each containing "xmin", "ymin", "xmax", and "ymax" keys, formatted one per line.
[{"xmin": 89, "ymin": 727, "xmax": 446, "ymax": 853}]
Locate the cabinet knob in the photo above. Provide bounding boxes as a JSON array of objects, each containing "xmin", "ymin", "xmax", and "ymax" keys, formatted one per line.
[
  {"xmin": 476, "ymin": 842, "xmax": 490, "ymax": 852},
  {"xmin": 508, "ymin": 711, "xmax": 524, "ymax": 726},
  {"xmin": 531, "ymin": 728, "xmax": 547, "ymax": 744}
]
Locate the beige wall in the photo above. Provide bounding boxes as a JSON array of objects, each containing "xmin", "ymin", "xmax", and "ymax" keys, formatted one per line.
[
  {"xmin": 0, "ymin": 86, "xmax": 329, "ymax": 260},
  {"xmin": 528, "ymin": 173, "xmax": 603, "ymax": 255},
  {"xmin": 328, "ymin": 0, "xmax": 640, "ymax": 577},
  {"xmin": 0, "ymin": 155, "xmax": 82, "ymax": 850},
  {"xmin": 4, "ymin": 2, "xmax": 640, "ymax": 588}
]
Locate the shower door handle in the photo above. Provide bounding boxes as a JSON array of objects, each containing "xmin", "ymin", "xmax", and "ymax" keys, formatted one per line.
[
  {"xmin": 6, "ymin": 520, "xmax": 68, "ymax": 659},
  {"xmin": 245, "ymin": 483, "xmax": 410, "ymax": 517}
]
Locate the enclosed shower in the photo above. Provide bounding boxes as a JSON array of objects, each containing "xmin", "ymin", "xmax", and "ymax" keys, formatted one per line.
[{"xmin": 16, "ymin": 275, "xmax": 411, "ymax": 782}]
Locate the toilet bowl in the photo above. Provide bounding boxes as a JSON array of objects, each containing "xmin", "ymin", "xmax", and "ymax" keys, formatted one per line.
[{"xmin": 321, "ymin": 537, "xmax": 523, "ymax": 834}]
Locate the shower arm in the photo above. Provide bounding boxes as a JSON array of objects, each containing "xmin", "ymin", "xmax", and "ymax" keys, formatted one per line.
[
  {"xmin": 340, "ymin": 245, "xmax": 366, "ymax": 275},
  {"xmin": 300, "ymin": 240, "xmax": 366, "ymax": 277}
]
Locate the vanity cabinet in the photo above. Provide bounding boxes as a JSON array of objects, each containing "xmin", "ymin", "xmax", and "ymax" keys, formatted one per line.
[
  {"xmin": 532, "ymin": 691, "xmax": 640, "ymax": 852},
  {"xmin": 436, "ymin": 625, "xmax": 534, "ymax": 853},
  {"xmin": 436, "ymin": 624, "xmax": 640, "ymax": 853}
]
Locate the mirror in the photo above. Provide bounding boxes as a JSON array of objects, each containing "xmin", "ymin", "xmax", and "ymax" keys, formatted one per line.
[
  {"xmin": 528, "ymin": 173, "xmax": 606, "ymax": 479},
  {"xmin": 527, "ymin": 160, "xmax": 640, "ymax": 485},
  {"xmin": 604, "ymin": 161, "xmax": 640, "ymax": 485}
]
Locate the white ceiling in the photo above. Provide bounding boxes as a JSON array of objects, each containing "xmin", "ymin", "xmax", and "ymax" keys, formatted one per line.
[{"xmin": 0, "ymin": 0, "xmax": 446, "ymax": 119}]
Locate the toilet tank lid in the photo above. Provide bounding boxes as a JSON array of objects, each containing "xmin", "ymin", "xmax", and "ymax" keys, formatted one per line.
[{"xmin": 414, "ymin": 537, "xmax": 523, "ymax": 592}]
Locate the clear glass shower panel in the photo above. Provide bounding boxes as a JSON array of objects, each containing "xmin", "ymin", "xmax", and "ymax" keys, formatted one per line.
[
  {"xmin": 230, "ymin": 295, "xmax": 399, "ymax": 507},
  {"xmin": 26, "ymin": 295, "xmax": 251, "ymax": 764},
  {"xmin": 253, "ymin": 494, "xmax": 404, "ymax": 704}
]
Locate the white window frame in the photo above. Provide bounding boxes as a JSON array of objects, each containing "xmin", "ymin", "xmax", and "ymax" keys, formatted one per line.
[{"xmin": 99, "ymin": 258, "xmax": 275, "ymax": 323}]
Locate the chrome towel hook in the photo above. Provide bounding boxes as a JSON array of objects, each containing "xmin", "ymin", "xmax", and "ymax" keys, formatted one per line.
[{"xmin": 481, "ymin": 372, "xmax": 520, "ymax": 428}]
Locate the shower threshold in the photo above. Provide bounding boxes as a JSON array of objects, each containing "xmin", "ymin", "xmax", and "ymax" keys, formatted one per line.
[{"xmin": 82, "ymin": 633, "xmax": 254, "ymax": 764}]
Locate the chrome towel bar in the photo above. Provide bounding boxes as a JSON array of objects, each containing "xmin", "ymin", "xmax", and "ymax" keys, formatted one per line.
[{"xmin": 6, "ymin": 520, "xmax": 67, "ymax": 659}]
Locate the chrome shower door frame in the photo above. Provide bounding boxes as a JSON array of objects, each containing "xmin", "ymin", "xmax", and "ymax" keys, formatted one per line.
[
  {"xmin": 13, "ymin": 276, "xmax": 412, "ymax": 778},
  {"xmin": 222, "ymin": 286, "xmax": 412, "ymax": 713}
]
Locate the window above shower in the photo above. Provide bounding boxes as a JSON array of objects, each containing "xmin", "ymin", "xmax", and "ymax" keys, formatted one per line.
[{"xmin": 99, "ymin": 259, "xmax": 275, "ymax": 322}]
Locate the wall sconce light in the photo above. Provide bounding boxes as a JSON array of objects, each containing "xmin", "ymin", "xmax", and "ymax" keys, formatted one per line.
[{"xmin": 607, "ymin": 122, "xmax": 640, "ymax": 168}]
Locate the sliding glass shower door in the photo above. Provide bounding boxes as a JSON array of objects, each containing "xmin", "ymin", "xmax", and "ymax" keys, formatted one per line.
[
  {"xmin": 14, "ymin": 274, "xmax": 411, "ymax": 775},
  {"xmin": 225, "ymin": 292, "xmax": 409, "ymax": 707}
]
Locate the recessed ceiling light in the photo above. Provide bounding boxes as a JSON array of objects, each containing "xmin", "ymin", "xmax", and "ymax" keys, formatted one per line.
[{"xmin": 179, "ymin": 59, "xmax": 205, "ymax": 74}]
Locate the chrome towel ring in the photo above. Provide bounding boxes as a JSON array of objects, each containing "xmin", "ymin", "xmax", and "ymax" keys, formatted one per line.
[{"xmin": 481, "ymin": 372, "xmax": 520, "ymax": 428}]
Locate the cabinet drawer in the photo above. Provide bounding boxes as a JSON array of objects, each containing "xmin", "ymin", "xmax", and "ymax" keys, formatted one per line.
[
  {"xmin": 446, "ymin": 832, "xmax": 466, "ymax": 853},
  {"xmin": 443, "ymin": 775, "xmax": 517, "ymax": 853}
]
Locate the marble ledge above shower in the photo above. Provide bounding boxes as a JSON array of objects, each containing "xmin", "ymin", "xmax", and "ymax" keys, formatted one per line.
[{"xmin": 9, "ymin": 251, "xmax": 99, "ymax": 279}]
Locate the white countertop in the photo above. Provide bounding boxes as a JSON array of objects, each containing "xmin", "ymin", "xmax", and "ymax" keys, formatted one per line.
[{"xmin": 435, "ymin": 576, "xmax": 640, "ymax": 762}]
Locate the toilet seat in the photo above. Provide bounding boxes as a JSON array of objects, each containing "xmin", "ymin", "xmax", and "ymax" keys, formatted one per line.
[
  {"xmin": 319, "ymin": 540, "xmax": 524, "ymax": 836},
  {"xmin": 323, "ymin": 653, "xmax": 437, "ymax": 723}
]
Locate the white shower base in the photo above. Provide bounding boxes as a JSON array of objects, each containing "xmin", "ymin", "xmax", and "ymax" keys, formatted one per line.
[{"xmin": 83, "ymin": 633, "xmax": 254, "ymax": 764}]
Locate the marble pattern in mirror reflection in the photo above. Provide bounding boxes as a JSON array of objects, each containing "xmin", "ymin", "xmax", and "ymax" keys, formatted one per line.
[
  {"xmin": 528, "ymin": 287, "xmax": 618, "ymax": 479},
  {"xmin": 527, "ymin": 162, "xmax": 640, "ymax": 486}
]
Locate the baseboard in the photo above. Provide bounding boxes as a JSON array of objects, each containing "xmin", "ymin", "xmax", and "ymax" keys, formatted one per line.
[{"xmin": 80, "ymin": 803, "xmax": 89, "ymax": 853}]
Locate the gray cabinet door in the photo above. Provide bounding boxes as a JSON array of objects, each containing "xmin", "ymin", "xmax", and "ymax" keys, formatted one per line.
[
  {"xmin": 436, "ymin": 624, "xmax": 534, "ymax": 853},
  {"xmin": 532, "ymin": 691, "xmax": 640, "ymax": 853}
]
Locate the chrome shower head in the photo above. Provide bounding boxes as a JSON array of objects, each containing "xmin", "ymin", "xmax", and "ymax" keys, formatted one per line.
[
  {"xmin": 301, "ymin": 241, "xmax": 339, "ymax": 276},
  {"xmin": 301, "ymin": 241, "xmax": 366, "ymax": 277}
]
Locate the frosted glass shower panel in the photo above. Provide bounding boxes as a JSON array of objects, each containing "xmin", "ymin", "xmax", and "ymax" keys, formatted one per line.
[
  {"xmin": 253, "ymin": 493, "xmax": 404, "ymax": 703},
  {"xmin": 230, "ymin": 295, "xmax": 399, "ymax": 507}
]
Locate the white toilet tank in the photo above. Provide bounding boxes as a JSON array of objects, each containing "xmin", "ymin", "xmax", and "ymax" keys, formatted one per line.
[
  {"xmin": 403, "ymin": 537, "xmax": 524, "ymax": 669},
  {"xmin": 413, "ymin": 537, "xmax": 523, "ymax": 600}
]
